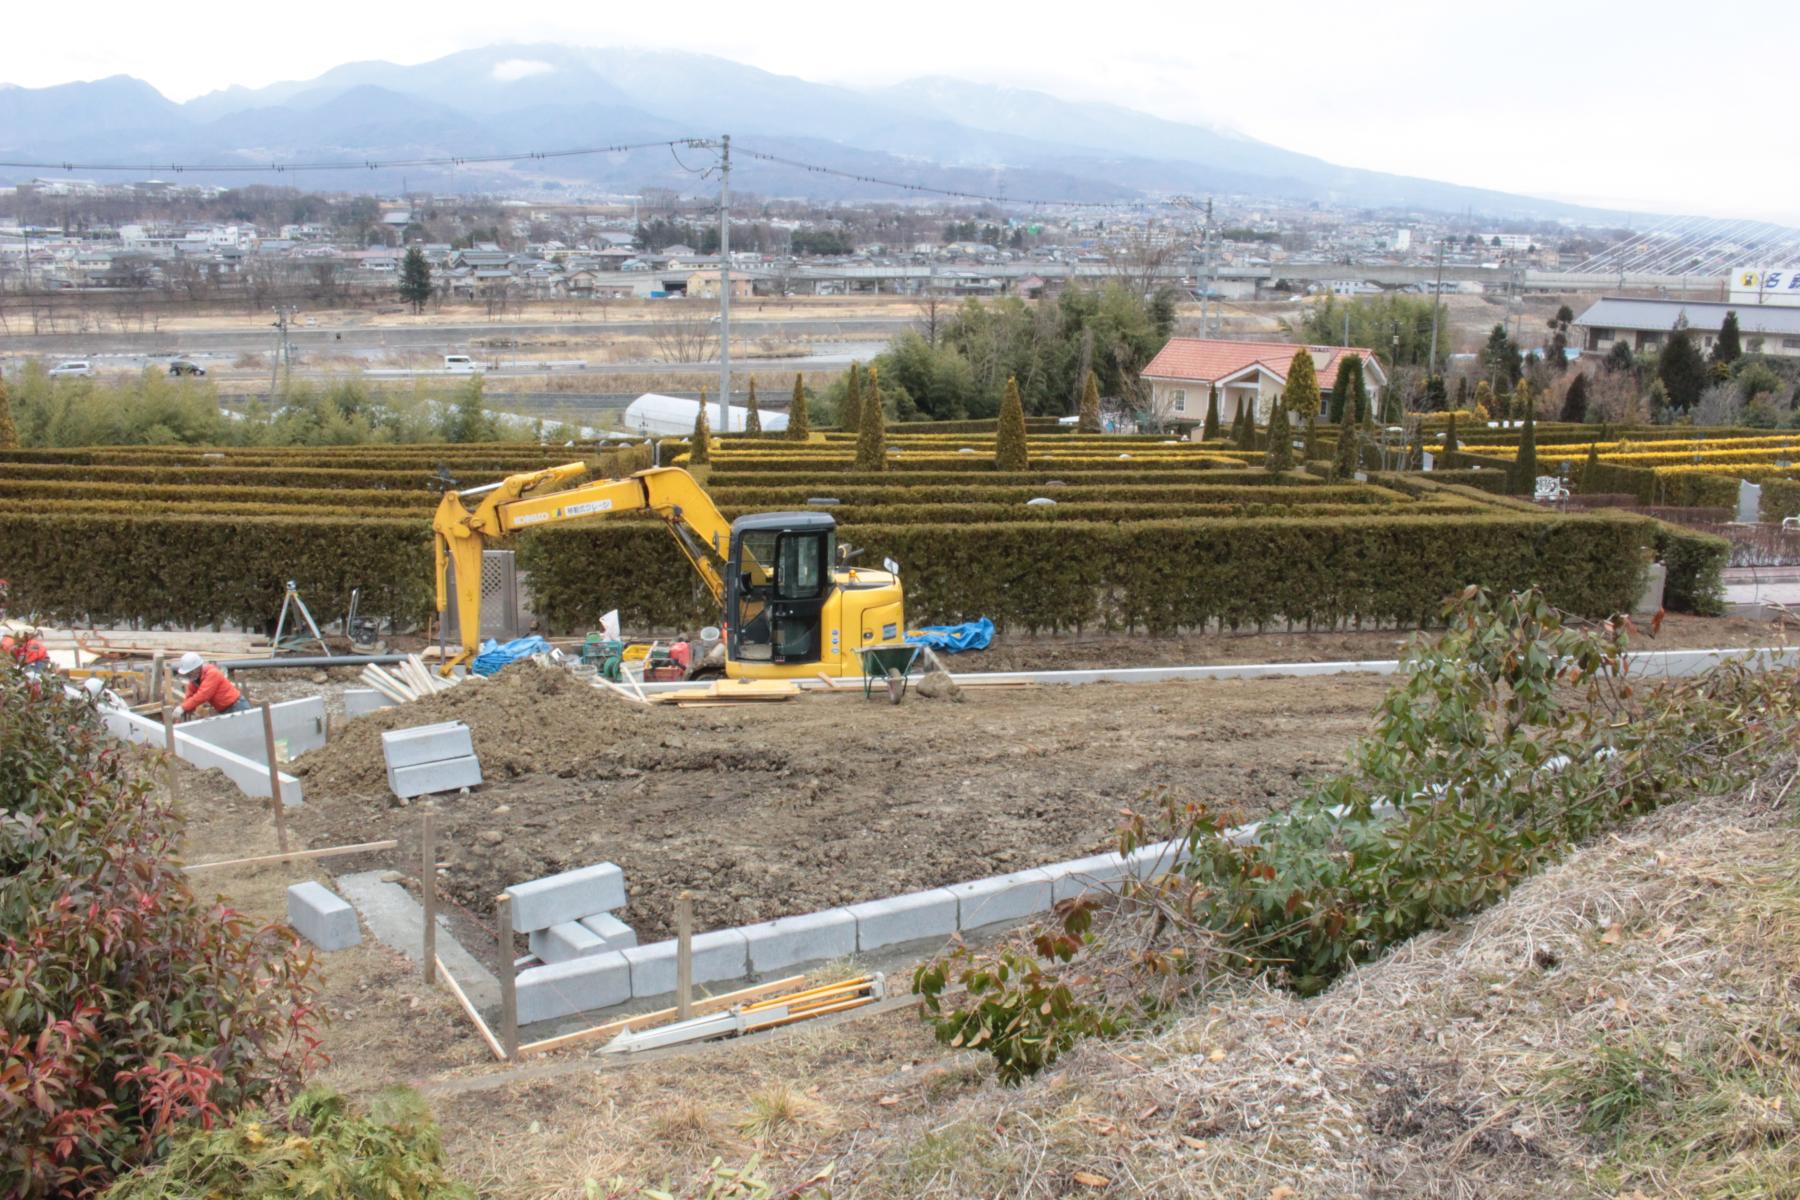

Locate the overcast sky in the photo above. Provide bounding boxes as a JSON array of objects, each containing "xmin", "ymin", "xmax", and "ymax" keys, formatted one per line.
[{"xmin": 9, "ymin": 0, "xmax": 1796, "ymax": 224}]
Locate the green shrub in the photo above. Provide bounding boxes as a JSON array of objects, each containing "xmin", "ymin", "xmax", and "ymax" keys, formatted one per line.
[
  {"xmin": 1764, "ymin": 478, "xmax": 1800, "ymax": 522},
  {"xmin": 102, "ymin": 1088, "xmax": 473, "ymax": 1200},
  {"xmin": 0, "ymin": 627, "xmax": 320, "ymax": 1196},
  {"xmin": 1651, "ymin": 522, "xmax": 1729, "ymax": 616}
]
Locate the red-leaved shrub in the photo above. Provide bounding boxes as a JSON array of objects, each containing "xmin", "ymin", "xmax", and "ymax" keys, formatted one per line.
[{"xmin": 0, "ymin": 580, "xmax": 320, "ymax": 1197}]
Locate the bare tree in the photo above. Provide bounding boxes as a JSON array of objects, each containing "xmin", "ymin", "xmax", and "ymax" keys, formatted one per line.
[
  {"xmin": 1111, "ymin": 224, "xmax": 1181, "ymax": 297},
  {"xmin": 647, "ymin": 303, "xmax": 719, "ymax": 364},
  {"xmin": 914, "ymin": 291, "xmax": 945, "ymax": 347}
]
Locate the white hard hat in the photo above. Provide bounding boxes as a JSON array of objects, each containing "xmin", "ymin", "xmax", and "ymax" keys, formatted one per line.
[
  {"xmin": 83, "ymin": 676, "xmax": 105, "ymax": 697},
  {"xmin": 174, "ymin": 651, "xmax": 204, "ymax": 676}
]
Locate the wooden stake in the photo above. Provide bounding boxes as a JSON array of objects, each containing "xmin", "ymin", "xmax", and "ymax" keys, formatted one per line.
[
  {"xmin": 497, "ymin": 895, "xmax": 518, "ymax": 1057},
  {"xmin": 260, "ymin": 702, "xmax": 289, "ymax": 854},
  {"xmin": 181, "ymin": 839, "xmax": 397, "ymax": 873},
  {"xmin": 162, "ymin": 706, "xmax": 180, "ymax": 807},
  {"xmin": 676, "ymin": 891, "xmax": 694, "ymax": 1021},
  {"xmin": 436, "ymin": 955, "xmax": 507, "ymax": 1061},
  {"xmin": 422, "ymin": 812, "xmax": 437, "ymax": 985},
  {"xmin": 149, "ymin": 649, "xmax": 164, "ymax": 706}
]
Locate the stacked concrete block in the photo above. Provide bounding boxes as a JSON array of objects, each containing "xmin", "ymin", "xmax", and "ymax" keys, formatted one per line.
[
  {"xmin": 515, "ymin": 950, "xmax": 631, "ymax": 1024},
  {"xmin": 742, "ymin": 908, "xmax": 857, "ymax": 973},
  {"xmin": 529, "ymin": 921, "xmax": 609, "ymax": 964},
  {"xmin": 621, "ymin": 929, "xmax": 751, "ymax": 997},
  {"xmin": 287, "ymin": 881, "xmax": 361, "ymax": 951},
  {"xmin": 504, "ymin": 863, "xmax": 626, "ymax": 933},
  {"xmin": 947, "ymin": 868, "xmax": 1055, "ymax": 930},
  {"xmin": 1044, "ymin": 851, "xmax": 1134, "ymax": 902},
  {"xmin": 848, "ymin": 887, "xmax": 958, "ymax": 953},
  {"xmin": 343, "ymin": 688, "xmax": 397, "ymax": 718},
  {"xmin": 578, "ymin": 911, "xmax": 638, "ymax": 950},
  {"xmin": 382, "ymin": 721, "xmax": 481, "ymax": 799}
]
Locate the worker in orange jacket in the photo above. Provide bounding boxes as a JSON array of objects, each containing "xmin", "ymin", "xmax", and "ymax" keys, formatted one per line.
[
  {"xmin": 173, "ymin": 651, "xmax": 250, "ymax": 718},
  {"xmin": 1, "ymin": 630, "xmax": 50, "ymax": 672}
]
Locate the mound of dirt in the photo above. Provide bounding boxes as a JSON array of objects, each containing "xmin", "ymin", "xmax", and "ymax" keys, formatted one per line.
[{"xmin": 296, "ymin": 663, "xmax": 703, "ymax": 797}]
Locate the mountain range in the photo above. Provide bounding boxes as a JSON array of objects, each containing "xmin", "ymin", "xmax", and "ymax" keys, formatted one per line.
[{"xmin": 0, "ymin": 45, "xmax": 1624, "ymax": 220}]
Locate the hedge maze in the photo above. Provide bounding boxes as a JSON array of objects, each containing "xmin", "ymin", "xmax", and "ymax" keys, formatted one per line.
[{"xmin": 0, "ymin": 427, "xmax": 1701, "ymax": 636}]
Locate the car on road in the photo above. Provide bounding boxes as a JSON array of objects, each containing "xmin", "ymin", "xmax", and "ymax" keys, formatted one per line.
[
  {"xmin": 443, "ymin": 355, "xmax": 486, "ymax": 373},
  {"xmin": 168, "ymin": 360, "xmax": 207, "ymax": 376},
  {"xmin": 48, "ymin": 360, "xmax": 97, "ymax": 378}
]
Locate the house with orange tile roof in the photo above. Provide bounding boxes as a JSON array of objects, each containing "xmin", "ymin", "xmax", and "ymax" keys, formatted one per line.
[{"xmin": 1140, "ymin": 338, "xmax": 1387, "ymax": 433}]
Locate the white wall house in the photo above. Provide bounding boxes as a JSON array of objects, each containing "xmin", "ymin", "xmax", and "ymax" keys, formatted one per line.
[{"xmin": 1140, "ymin": 338, "xmax": 1387, "ymax": 433}]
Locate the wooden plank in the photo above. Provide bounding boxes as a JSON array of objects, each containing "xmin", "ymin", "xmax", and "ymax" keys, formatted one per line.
[
  {"xmin": 437, "ymin": 955, "xmax": 508, "ymax": 1061},
  {"xmin": 515, "ymin": 974, "xmax": 808, "ymax": 1058},
  {"xmin": 497, "ymin": 895, "xmax": 518, "ymax": 1058},
  {"xmin": 182, "ymin": 839, "xmax": 397, "ymax": 873},
  {"xmin": 676, "ymin": 893, "xmax": 694, "ymax": 1021}
]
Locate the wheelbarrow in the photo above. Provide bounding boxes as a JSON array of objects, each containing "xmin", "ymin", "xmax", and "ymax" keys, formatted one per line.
[{"xmin": 855, "ymin": 642, "xmax": 923, "ymax": 704}]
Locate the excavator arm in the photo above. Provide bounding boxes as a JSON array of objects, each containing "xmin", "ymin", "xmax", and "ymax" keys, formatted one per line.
[{"xmin": 432, "ymin": 464, "xmax": 736, "ymax": 672}]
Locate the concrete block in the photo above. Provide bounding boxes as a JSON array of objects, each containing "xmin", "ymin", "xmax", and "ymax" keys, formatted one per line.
[
  {"xmin": 182, "ymin": 696, "xmax": 327, "ymax": 761},
  {"xmin": 380, "ymin": 721, "xmax": 474, "ymax": 769},
  {"xmin": 505, "ymin": 862, "xmax": 626, "ymax": 933},
  {"xmin": 515, "ymin": 950, "xmax": 631, "ymax": 1024},
  {"xmin": 949, "ymin": 869, "xmax": 1055, "ymax": 931},
  {"xmin": 529, "ymin": 920, "xmax": 607, "ymax": 964},
  {"xmin": 848, "ymin": 888, "xmax": 958, "ymax": 953},
  {"xmin": 343, "ymin": 688, "xmax": 396, "ymax": 717},
  {"xmin": 578, "ymin": 911, "xmax": 638, "ymax": 950},
  {"xmin": 99, "ymin": 708, "xmax": 304, "ymax": 806},
  {"xmin": 286, "ymin": 881, "xmax": 360, "ymax": 951},
  {"xmin": 622, "ymin": 929, "xmax": 750, "ymax": 996},
  {"xmin": 1045, "ymin": 852, "xmax": 1133, "ymax": 901},
  {"xmin": 742, "ymin": 908, "xmax": 857, "ymax": 973},
  {"xmin": 387, "ymin": 755, "xmax": 482, "ymax": 799}
]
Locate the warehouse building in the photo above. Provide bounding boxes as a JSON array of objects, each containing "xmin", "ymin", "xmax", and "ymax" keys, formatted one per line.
[{"xmin": 1572, "ymin": 297, "xmax": 1800, "ymax": 359}]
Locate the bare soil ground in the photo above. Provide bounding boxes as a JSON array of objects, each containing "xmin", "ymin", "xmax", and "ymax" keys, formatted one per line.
[{"xmin": 285, "ymin": 665, "xmax": 1389, "ymax": 942}]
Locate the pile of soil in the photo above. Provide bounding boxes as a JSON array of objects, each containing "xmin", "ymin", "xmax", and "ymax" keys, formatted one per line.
[{"xmin": 294, "ymin": 663, "xmax": 749, "ymax": 795}]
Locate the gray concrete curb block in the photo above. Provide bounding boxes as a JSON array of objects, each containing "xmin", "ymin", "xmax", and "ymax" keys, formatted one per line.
[
  {"xmin": 287, "ymin": 881, "xmax": 360, "ymax": 951},
  {"xmin": 381, "ymin": 721, "xmax": 475, "ymax": 768},
  {"xmin": 387, "ymin": 755, "xmax": 483, "ymax": 799},
  {"xmin": 848, "ymin": 888, "xmax": 959, "ymax": 953},
  {"xmin": 948, "ymin": 868, "xmax": 1056, "ymax": 930},
  {"xmin": 1045, "ymin": 852, "xmax": 1134, "ymax": 901},
  {"xmin": 505, "ymin": 862, "xmax": 626, "ymax": 932},
  {"xmin": 622, "ymin": 929, "xmax": 750, "ymax": 998},
  {"xmin": 515, "ymin": 950, "xmax": 631, "ymax": 1025},
  {"xmin": 743, "ymin": 908, "xmax": 857, "ymax": 973},
  {"xmin": 578, "ymin": 911, "xmax": 638, "ymax": 950},
  {"xmin": 529, "ymin": 920, "xmax": 609, "ymax": 965}
]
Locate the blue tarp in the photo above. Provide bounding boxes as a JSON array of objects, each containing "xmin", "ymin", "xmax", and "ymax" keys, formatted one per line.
[
  {"xmin": 471, "ymin": 634, "xmax": 553, "ymax": 676},
  {"xmin": 905, "ymin": 617, "xmax": 994, "ymax": 653}
]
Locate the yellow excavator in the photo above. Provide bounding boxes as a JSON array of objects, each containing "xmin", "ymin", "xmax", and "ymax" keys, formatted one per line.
[{"xmin": 431, "ymin": 462, "xmax": 905, "ymax": 679}]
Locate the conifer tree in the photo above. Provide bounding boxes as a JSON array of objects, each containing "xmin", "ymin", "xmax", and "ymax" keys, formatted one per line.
[
  {"xmin": 855, "ymin": 366, "xmax": 887, "ymax": 471},
  {"xmin": 1284, "ymin": 349, "xmax": 1321, "ymax": 426},
  {"xmin": 1237, "ymin": 402, "xmax": 1258, "ymax": 450},
  {"xmin": 787, "ymin": 374, "xmax": 810, "ymax": 440},
  {"xmin": 745, "ymin": 377, "xmax": 761, "ymax": 435},
  {"xmin": 996, "ymin": 375, "xmax": 1029, "ymax": 470},
  {"xmin": 1455, "ymin": 375, "xmax": 1470, "ymax": 409},
  {"xmin": 1582, "ymin": 442, "xmax": 1600, "ymax": 489},
  {"xmin": 1077, "ymin": 371, "xmax": 1102, "ymax": 433},
  {"xmin": 1713, "ymin": 310, "xmax": 1742, "ymax": 366},
  {"xmin": 1333, "ymin": 406, "xmax": 1359, "ymax": 479},
  {"xmin": 1472, "ymin": 380, "xmax": 1495, "ymax": 420},
  {"xmin": 840, "ymin": 363, "xmax": 863, "ymax": 432},
  {"xmin": 1328, "ymin": 365, "xmax": 1350, "ymax": 423},
  {"xmin": 1560, "ymin": 373, "xmax": 1590, "ymax": 423},
  {"xmin": 689, "ymin": 391, "xmax": 711, "ymax": 464},
  {"xmin": 398, "ymin": 246, "xmax": 433, "ymax": 313},
  {"xmin": 1202, "ymin": 385, "xmax": 1221, "ymax": 441},
  {"xmin": 0, "ymin": 377, "xmax": 16, "ymax": 449},
  {"xmin": 1516, "ymin": 398, "xmax": 1538, "ymax": 492},
  {"xmin": 1264, "ymin": 400, "xmax": 1294, "ymax": 473},
  {"xmin": 1303, "ymin": 414, "xmax": 1318, "ymax": 462},
  {"xmin": 1513, "ymin": 379, "xmax": 1535, "ymax": 423},
  {"xmin": 1347, "ymin": 355, "xmax": 1370, "ymax": 425},
  {"xmin": 1443, "ymin": 412, "xmax": 1460, "ymax": 456}
]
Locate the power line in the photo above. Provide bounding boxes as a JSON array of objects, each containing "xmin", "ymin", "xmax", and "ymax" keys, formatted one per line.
[
  {"xmin": 731, "ymin": 144, "xmax": 1125, "ymax": 209},
  {"xmin": 0, "ymin": 139, "xmax": 702, "ymax": 175}
]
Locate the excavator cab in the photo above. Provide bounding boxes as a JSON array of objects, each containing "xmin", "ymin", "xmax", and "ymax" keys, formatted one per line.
[{"xmin": 726, "ymin": 512, "xmax": 835, "ymax": 665}]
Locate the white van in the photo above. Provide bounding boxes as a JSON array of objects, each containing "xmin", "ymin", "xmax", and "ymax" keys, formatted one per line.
[
  {"xmin": 443, "ymin": 355, "xmax": 485, "ymax": 373},
  {"xmin": 48, "ymin": 360, "xmax": 98, "ymax": 378}
]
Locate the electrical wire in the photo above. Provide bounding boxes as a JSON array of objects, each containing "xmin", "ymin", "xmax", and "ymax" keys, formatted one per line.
[
  {"xmin": 0, "ymin": 139, "xmax": 703, "ymax": 175},
  {"xmin": 731, "ymin": 144, "xmax": 1124, "ymax": 209}
]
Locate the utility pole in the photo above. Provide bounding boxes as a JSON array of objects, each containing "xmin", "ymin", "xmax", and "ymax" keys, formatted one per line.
[
  {"xmin": 1427, "ymin": 237, "xmax": 1445, "ymax": 377},
  {"xmin": 717, "ymin": 134, "xmax": 731, "ymax": 437}
]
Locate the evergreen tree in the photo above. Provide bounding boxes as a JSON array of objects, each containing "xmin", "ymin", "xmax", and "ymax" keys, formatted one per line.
[
  {"xmin": 1604, "ymin": 340, "xmax": 1637, "ymax": 375},
  {"xmin": 1582, "ymin": 442, "xmax": 1600, "ymax": 489},
  {"xmin": 1346, "ymin": 355, "xmax": 1370, "ymax": 425},
  {"xmin": 1560, "ymin": 373, "xmax": 1590, "ymax": 423},
  {"xmin": 689, "ymin": 392, "xmax": 711, "ymax": 463},
  {"xmin": 786, "ymin": 374, "xmax": 810, "ymax": 441},
  {"xmin": 0, "ymin": 377, "xmax": 16, "ymax": 449},
  {"xmin": 1328, "ymin": 363, "xmax": 1350, "ymax": 423},
  {"xmin": 1713, "ymin": 310, "xmax": 1742, "ymax": 366},
  {"xmin": 1658, "ymin": 326, "xmax": 1708, "ymax": 412},
  {"xmin": 1472, "ymin": 379, "xmax": 1495, "ymax": 419},
  {"xmin": 1264, "ymin": 400, "xmax": 1294, "ymax": 473},
  {"xmin": 1408, "ymin": 423, "xmax": 1425, "ymax": 471},
  {"xmin": 1237, "ymin": 402, "xmax": 1258, "ymax": 450},
  {"xmin": 1283, "ymin": 349, "xmax": 1321, "ymax": 425},
  {"xmin": 439, "ymin": 376, "xmax": 495, "ymax": 442},
  {"xmin": 1516, "ymin": 399, "xmax": 1538, "ymax": 493},
  {"xmin": 744, "ymin": 378, "xmax": 761, "ymax": 435},
  {"xmin": 1303, "ymin": 415, "xmax": 1318, "ymax": 462},
  {"xmin": 1332, "ymin": 407, "xmax": 1359, "ymax": 479},
  {"xmin": 1077, "ymin": 370, "xmax": 1102, "ymax": 433},
  {"xmin": 1443, "ymin": 412, "xmax": 1460, "ymax": 456},
  {"xmin": 1455, "ymin": 375, "xmax": 1470, "ymax": 409},
  {"xmin": 1425, "ymin": 374, "xmax": 1447, "ymax": 412},
  {"xmin": 839, "ymin": 363, "xmax": 863, "ymax": 432},
  {"xmin": 1202, "ymin": 385, "xmax": 1221, "ymax": 441},
  {"xmin": 1513, "ymin": 379, "xmax": 1535, "ymax": 422},
  {"xmin": 996, "ymin": 375, "xmax": 1029, "ymax": 470},
  {"xmin": 1546, "ymin": 304, "xmax": 1574, "ymax": 372},
  {"xmin": 398, "ymin": 246, "xmax": 433, "ymax": 313},
  {"xmin": 855, "ymin": 367, "xmax": 887, "ymax": 471},
  {"xmin": 1483, "ymin": 323, "xmax": 1522, "ymax": 387}
]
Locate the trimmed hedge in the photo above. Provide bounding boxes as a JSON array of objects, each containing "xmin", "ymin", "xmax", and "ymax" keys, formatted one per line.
[
  {"xmin": 1651, "ymin": 522, "xmax": 1729, "ymax": 617},
  {"xmin": 0, "ymin": 461, "xmax": 600, "ymax": 491},
  {"xmin": 517, "ymin": 511, "xmax": 1649, "ymax": 634},
  {"xmin": 0, "ymin": 513, "xmax": 432, "ymax": 628},
  {"xmin": 705, "ymin": 469, "xmax": 1328, "ymax": 489},
  {"xmin": 0, "ymin": 479, "xmax": 435, "ymax": 509},
  {"xmin": 1418, "ymin": 468, "xmax": 1514, "ymax": 494},
  {"xmin": 1764, "ymin": 479, "xmax": 1800, "ymax": 522},
  {"xmin": 709, "ymin": 483, "xmax": 1404, "ymax": 507},
  {"xmin": 703, "ymin": 455, "xmax": 1245, "ymax": 473}
]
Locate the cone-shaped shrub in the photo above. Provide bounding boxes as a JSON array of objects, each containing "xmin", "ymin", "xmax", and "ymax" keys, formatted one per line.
[
  {"xmin": 787, "ymin": 374, "xmax": 810, "ymax": 441},
  {"xmin": 1264, "ymin": 401, "xmax": 1294, "ymax": 473},
  {"xmin": 840, "ymin": 363, "xmax": 863, "ymax": 432},
  {"xmin": 1077, "ymin": 371, "xmax": 1101, "ymax": 433},
  {"xmin": 1284, "ymin": 350, "xmax": 1321, "ymax": 425},
  {"xmin": 1202, "ymin": 386, "xmax": 1221, "ymax": 441},
  {"xmin": 855, "ymin": 366, "xmax": 887, "ymax": 471},
  {"xmin": 690, "ymin": 392, "xmax": 711, "ymax": 464},
  {"xmin": 996, "ymin": 376, "xmax": 1029, "ymax": 471},
  {"xmin": 745, "ymin": 378, "xmax": 761, "ymax": 435}
]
